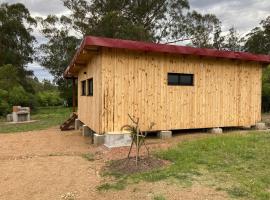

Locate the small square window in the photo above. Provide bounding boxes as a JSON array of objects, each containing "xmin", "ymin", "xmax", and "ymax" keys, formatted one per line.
[
  {"xmin": 168, "ymin": 73, "xmax": 194, "ymax": 86},
  {"xmin": 88, "ymin": 78, "xmax": 93, "ymax": 96},
  {"xmin": 81, "ymin": 80, "xmax": 86, "ymax": 96}
]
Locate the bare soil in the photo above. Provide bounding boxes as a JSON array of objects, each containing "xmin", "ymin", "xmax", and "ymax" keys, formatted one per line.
[
  {"xmin": 103, "ymin": 156, "xmax": 169, "ymax": 175},
  {"xmin": 0, "ymin": 127, "xmax": 229, "ymax": 200}
]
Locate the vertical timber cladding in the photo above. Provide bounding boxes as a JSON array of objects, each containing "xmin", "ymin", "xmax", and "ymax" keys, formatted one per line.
[
  {"xmin": 77, "ymin": 53, "xmax": 102, "ymax": 133},
  {"xmin": 101, "ymin": 47, "xmax": 262, "ymax": 133}
]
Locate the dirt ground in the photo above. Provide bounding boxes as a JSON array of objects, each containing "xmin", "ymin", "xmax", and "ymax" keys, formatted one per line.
[{"xmin": 0, "ymin": 127, "xmax": 229, "ymax": 200}]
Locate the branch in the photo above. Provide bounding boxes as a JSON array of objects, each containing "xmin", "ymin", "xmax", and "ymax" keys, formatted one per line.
[
  {"xmin": 164, "ymin": 37, "xmax": 194, "ymax": 44},
  {"xmin": 128, "ymin": 114, "xmax": 139, "ymax": 125}
]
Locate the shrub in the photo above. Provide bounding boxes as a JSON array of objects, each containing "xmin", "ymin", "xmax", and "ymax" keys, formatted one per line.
[
  {"xmin": 37, "ymin": 91, "xmax": 63, "ymax": 106},
  {"xmin": 8, "ymin": 86, "xmax": 30, "ymax": 106},
  {"xmin": 27, "ymin": 93, "xmax": 40, "ymax": 110},
  {"xmin": 0, "ymin": 99, "xmax": 10, "ymax": 116},
  {"xmin": 0, "ymin": 89, "xmax": 8, "ymax": 99}
]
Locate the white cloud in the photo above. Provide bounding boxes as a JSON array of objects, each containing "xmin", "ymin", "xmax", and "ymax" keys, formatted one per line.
[
  {"xmin": 27, "ymin": 63, "xmax": 53, "ymax": 81},
  {"xmin": 1, "ymin": 0, "xmax": 68, "ymax": 16},
  {"xmin": 189, "ymin": 0, "xmax": 270, "ymax": 34}
]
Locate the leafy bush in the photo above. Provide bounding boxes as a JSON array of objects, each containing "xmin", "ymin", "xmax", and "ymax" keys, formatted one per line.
[
  {"xmin": 37, "ymin": 91, "xmax": 63, "ymax": 106},
  {"xmin": 27, "ymin": 93, "xmax": 40, "ymax": 111},
  {"xmin": 0, "ymin": 99, "xmax": 10, "ymax": 116},
  {"xmin": 262, "ymin": 66, "xmax": 270, "ymax": 112},
  {"xmin": 0, "ymin": 89, "xmax": 8, "ymax": 99},
  {"xmin": 8, "ymin": 86, "xmax": 30, "ymax": 106},
  {"xmin": 0, "ymin": 65, "xmax": 63, "ymax": 116}
]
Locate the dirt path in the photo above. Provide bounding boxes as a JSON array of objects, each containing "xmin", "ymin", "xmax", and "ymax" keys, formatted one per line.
[{"xmin": 0, "ymin": 128, "xmax": 229, "ymax": 200}]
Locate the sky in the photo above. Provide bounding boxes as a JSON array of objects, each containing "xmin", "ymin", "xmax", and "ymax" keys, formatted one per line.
[{"xmin": 1, "ymin": 0, "xmax": 269, "ymax": 81}]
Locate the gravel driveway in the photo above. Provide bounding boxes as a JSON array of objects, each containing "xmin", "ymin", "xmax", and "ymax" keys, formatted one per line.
[{"xmin": 0, "ymin": 127, "xmax": 228, "ymax": 200}]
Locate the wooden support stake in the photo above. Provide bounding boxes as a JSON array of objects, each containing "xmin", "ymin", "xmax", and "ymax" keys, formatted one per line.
[{"xmin": 72, "ymin": 77, "xmax": 76, "ymax": 112}]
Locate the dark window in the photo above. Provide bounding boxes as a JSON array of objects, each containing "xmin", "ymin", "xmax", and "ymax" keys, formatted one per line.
[
  {"xmin": 88, "ymin": 78, "xmax": 93, "ymax": 96},
  {"xmin": 168, "ymin": 73, "xmax": 194, "ymax": 86},
  {"xmin": 81, "ymin": 80, "xmax": 86, "ymax": 96}
]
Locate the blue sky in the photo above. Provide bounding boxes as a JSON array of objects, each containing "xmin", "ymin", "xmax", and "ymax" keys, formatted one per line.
[{"xmin": 1, "ymin": 0, "xmax": 270, "ymax": 81}]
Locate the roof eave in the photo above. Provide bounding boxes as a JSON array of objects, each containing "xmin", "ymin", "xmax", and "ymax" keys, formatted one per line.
[{"xmin": 64, "ymin": 36, "xmax": 270, "ymax": 78}]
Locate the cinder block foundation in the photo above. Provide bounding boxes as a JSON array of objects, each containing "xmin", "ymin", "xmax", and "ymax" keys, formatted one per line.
[
  {"xmin": 93, "ymin": 134, "xmax": 105, "ymax": 146},
  {"xmin": 104, "ymin": 132, "xmax": 132, "ymax": 148},
  {"xmin": 158, "ymin": 131, "xmax": 172, "ymax": 139},
  {"xmin": 209, "ymin": 127, "xmax": 223, "ymax": 134},
  {"xmin": 255, "ymin": 122, "xmax": 267, "ymax": 130},
  {"xmin": 82, "ymin": 125, "xmax": 93, "ymax": 137},
  {"xmin": 242, "ymin": 125, "xmax": 252, "ymax": 130},
  {"xmin": 75, "ymin": 119, "xmax": 83, "ymax": 130}
]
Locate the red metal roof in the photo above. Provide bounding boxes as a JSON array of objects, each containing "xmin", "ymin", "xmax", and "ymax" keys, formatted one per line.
[{"xmin": 65, "ymin": 36, "xmax": 270, "ymax": 77}]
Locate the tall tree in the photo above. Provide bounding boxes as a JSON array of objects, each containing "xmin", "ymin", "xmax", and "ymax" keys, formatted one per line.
[
  {"xmin": 37, "ymin": 15, "xmax": 79, "ymax": 104},
  {"xmin": 37, "ymin": 15, "xmax": 79, "ymax": 84},
  {"xmin": 244, "ymin": 16, "xmax": 270, "ymax": 54},
  {"xmin": 223, "ymin": 27, "xmax": 243, "ymax": 51},
  {"xmin": 0, "ymin": 3, "xmax": 36, "ymax": 71},
  {"xmin": 212, "ymin": 21, "xmax": 225, "ymax": 50},
  {"xmin": 185, "ymin": 11, "xmax": 222, "ymax": 48},
  {"xmin": 0, "ymin": 65, "xmax": 20, "ymax": 91},
  {"xmin": 62, "ymin": 0, "xmax": 190, "ymax": 42},
  {"xmin": 0, "ymin": 3, "xmax": 37, "ymax": 93},
  {"xmin": 244, "ymin": 16, "xmax": 270, "ymax": 112}
]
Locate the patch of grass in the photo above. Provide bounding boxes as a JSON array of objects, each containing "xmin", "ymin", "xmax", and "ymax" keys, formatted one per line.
[
  {"xmin": 100, "ymin": 131, "xmax": 270, "ymax": 199},
  {"xmin": 153, "ymin": 194, "xmax": 166, "ymax": 200},
  {"xmin": 97, "ymin": 179, "xmax": 126, "ymax": 191},
  {"xmin": 0, "ymin": 106, "xmax": 72, "ymax": 133},
  {"xmin": 81, "ymin": 153, "xmax": 95, "ymax": 161},
  {"xmin": 138, "ymin": 132, "xmax": 270, "ymax": 199},
  {"xmin": 227, "ymin": 186, "xmax": 249, "ymax": 198}
]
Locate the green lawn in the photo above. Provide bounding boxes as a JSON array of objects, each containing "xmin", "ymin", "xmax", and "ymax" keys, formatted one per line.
[
  {"xmin": 0, "ymin": 106, "xmax": 72, "ymax": 133},
  {"xmin": 104, "ymin": 132, "xmax": 270, "ymax": 200}
]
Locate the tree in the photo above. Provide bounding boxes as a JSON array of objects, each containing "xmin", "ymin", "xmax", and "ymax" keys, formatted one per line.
[
  {"xmin": 121, "ymin": 114, "xmax": 155, "ymax": 166},
  {"xmin": 212, "ymin": 21, "xmax": 225, "ymax": 50},
  {"xmin": 62, "ymin": 0, "xmax": 191, "ymax": 42},
  {"xmin": 8, "ymin": 86, "xmax": 30, "ymax": 107},
  {"xmin": 244, "ymin": 16, "xmax": 270, "ymax": 112},
  {"xmin": 42, "ymin": 79, "xmax": 58, "ymax": 91},
  {"xmin": 262, "ymin": 67, "xmax": 270, "ymax": 112},
  {"xmin": 37, "ymin": 15, "xmax": 79, "ymax": 84},
  {"xmin": 223, "ymin": 27, "xmax": 243, "ymax": 51},
  {"xmin": 0, "ymin": 3, "xmax": 37, "ymax": 93},
  {"xmin": 0, "ymin": 3, "xmax": 36, "ymax": 72},
  {"xmin": 0, "ymin": 64, "xmax": 39, "ymax": 114},
  {"xmin": 0, "ymin": 89, "xmax": 9, "ymax": 116},
  {"xmin": 36, "ymin": 15, "xmax": 79, "ymax": 104},
  {"xmin": 244, "ymin": 16, "xmax": 270, "ymax": 54},
  {"xmin": 185, "ymin": 11, "xmax": 223, "ymax": 48},
  {"xmin": 37, "ymin": 91, "xmax": 62, "ymax": 106},
  {"xmin": 0, "ymin": 64, "xmax": 20, "ymax": 91}
]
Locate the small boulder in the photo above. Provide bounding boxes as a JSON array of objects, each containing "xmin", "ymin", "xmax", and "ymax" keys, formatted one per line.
[
  {"xmin": 255, "ymin": 122, "xmax": 267, "ymax": 130},
  {"xmin": 208, "ymin": 127, "xmax": 223, "ymax": 134}
]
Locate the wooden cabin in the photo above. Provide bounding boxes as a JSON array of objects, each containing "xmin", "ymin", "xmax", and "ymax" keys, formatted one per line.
[{"xmin": 64, "ymin": 36, "xmax": 270, "ymax": 134}]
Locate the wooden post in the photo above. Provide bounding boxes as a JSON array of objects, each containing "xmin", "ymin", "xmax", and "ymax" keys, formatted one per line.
[
  {"xmin": 72, "ymin": 77, "xmax": 76, "ymax": 113},
  {"xmin": 66, "ymin": 79, "xmax": 68, "ymax": 107}
]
